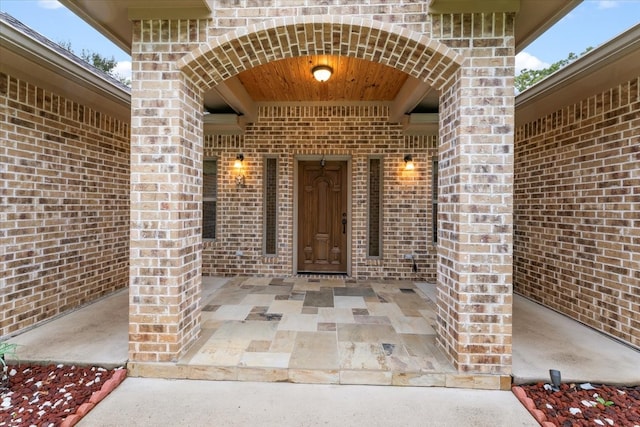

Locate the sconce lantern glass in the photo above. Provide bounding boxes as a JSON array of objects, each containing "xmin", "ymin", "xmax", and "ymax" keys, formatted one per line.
[
  {"xmin": 234, "ymin": 153, "xmax": 245, "ymax": 188},
  {"xmin": 312, "ymin": 65, "xmax": 333, "ymax": 82},
  {"xmin": 404, "ymin": 154, "xmax": 415, "ymax": 171},
  {"xmin": 234, "ymin": 153, "xmax": 244, "ymax": 169}
]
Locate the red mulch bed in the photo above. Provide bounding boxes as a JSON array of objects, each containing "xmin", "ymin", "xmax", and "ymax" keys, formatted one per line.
[
  {"xmin": 1, "ymin": 364, "xmax": 126, "ymax": 427},
  {"xmin": 514, "ymin": 382, "xmax": 640, "ymax": 427}
]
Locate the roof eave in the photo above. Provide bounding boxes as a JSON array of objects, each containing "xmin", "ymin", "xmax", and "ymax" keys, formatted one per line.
[
  {"xmin": 516, "ymin": 23, "xmax": 640, "ymax": 126},
  {"xmin": 0, "ymin": 16, "xmax": 131, "ymax": 122}
]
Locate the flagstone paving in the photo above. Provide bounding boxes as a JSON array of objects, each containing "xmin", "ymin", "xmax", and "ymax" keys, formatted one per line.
[{"xmin": 178, "ymin": 277, "xmax": 459, "ymax": 386}]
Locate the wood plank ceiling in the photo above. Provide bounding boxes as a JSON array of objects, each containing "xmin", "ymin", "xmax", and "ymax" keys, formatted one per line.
[{"xmin": 236, "ymin": 55, "xmax": 409, "ymax": 102}]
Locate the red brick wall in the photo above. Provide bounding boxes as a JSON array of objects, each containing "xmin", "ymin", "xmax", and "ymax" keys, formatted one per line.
[
  {"xmin": 202, "ymin": 105, "xmax": 438, "ymax": 280},
  {"xmin": 514, "ymin": 77, "xmax": 640, "ymax": 348},
  {"xmin": 0, "ymin": 72, "xmax": 130, "ymax": 337}
]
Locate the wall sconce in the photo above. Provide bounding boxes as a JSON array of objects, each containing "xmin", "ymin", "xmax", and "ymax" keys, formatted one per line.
[
  {"xmin": 312, "ymin": 65, "xmax": 333, "ymax": 82},
  {"xmin": 404, "ymin": 154, "xmax": 415, "ymax": 171},
  {"xmin": 234, "ymin": 153, "xmax": 245, "ymax": 188}
]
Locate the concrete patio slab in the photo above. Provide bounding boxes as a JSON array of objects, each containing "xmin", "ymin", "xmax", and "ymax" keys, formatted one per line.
[
  {"xmin": 5, "ymin": 289, "xmax": 129, "ymax": 368},
  {"xmin": 513, "ymin": 294, "xmax": 640, "ymax": 385},
  {"xmin": 77, "ymin": 378, "xmax": 539, "ymax": 427}
]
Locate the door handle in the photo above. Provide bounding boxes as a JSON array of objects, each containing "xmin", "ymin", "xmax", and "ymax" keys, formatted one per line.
[{"xmin": 342, "ymin": 213, "xmax": 347, "ymax": 234}]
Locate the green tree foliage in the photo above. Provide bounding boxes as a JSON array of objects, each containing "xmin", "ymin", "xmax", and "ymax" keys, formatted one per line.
[
  {"xmin": 80, "ymin": 50, "xmax": 118, "ymax": 75},
  {"xmin": 516, "ymin": 47, "xmax": 592, "ymax": 92},
  {"xmin": 58, "ymin": 40, "xmax": 130, "ymax": 86}
]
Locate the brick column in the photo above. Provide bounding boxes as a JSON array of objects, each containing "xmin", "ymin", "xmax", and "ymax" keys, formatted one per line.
[
  {"xmin": 129, "ymin": 20, "xmax": 205, "ymax": 363},
  {"xmin": 434, "ymin": 12, "xmax": 515, "ymax": 375}
]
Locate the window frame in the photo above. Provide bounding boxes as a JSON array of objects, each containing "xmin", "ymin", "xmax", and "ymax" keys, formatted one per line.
[
  {"xmin": 367, "ymin": 155, "xmax": 383, "ymax": 258},
  {"xmin": 263, "ymin": 155, "xmax": 278, "ymax": 257},
  {"xmin": 203, "ymin": 158, "xmax": 218, "ymax": 240}
]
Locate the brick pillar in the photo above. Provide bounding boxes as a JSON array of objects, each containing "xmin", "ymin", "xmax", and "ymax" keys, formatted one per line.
[
  {"xmin": 434, "ymin": 12, "xmax": 515, "ymax": 375},
  {"xmin": 129, "ymin": 20, "xmax": 205, "ymax": 363}
]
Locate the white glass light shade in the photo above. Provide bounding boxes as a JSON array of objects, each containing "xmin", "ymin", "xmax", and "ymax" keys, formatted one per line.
[{"xmin": 312, "ymin": 65, "xmax": 332, "ymax": 82}]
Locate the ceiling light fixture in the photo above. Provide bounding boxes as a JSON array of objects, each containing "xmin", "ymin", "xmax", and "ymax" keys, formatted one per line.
[{"xmin": 312, "ymin": 65, "xmax": 333, "ymax": 82}]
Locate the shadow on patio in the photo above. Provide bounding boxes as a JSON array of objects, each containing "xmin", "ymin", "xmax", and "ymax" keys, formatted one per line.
[{"xmin": 6, "ymin": 276, "xmax": 640, "ymax": 388}]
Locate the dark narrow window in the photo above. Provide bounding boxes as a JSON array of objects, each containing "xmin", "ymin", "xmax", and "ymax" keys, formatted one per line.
[
  {"xmin": 203, "ymin": 159, "xmax": 217, "ymax": 239},
  {"xmin": 432, "ymin": 158, "xmax": 438, "ymax": 243},
  {"xmin": 368, "ymin": 157, "xmax": 383, "ymax": 257},
  {"xmin": 263, "ymin": 157, "xmax": 278, "ymax": 256}
]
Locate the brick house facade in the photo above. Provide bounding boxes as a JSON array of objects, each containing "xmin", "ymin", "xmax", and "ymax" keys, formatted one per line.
[
  {"xmin": 1, "ymin": 13, "xmax": 130, "ymax": 337},
  {"xmin": 201, "ymin": 108, "xmax": 439, "ymax": 281},
  {"xmin": 514, "ymin": 25, "xmax": 640, "ymax": 349},
  {"xmin": 2, "ymin": 2, "xmax": 637, "ymax": 386},
  {"xmin": 129, "ymin": 8, "xmax": 514, "ymax": 376}
]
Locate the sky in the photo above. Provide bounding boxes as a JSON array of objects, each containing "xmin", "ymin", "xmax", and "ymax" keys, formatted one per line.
[
  {"xmin": 1, "ymin": 0, "xmax": 639, "ymax": 81},
  {"xmin": 516, "ymin": 0, "xmax": 640, "ymax": 73}
]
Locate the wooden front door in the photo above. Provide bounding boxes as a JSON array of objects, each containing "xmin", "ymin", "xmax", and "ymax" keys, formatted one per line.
[{"xmin": 297, "ymin": 160, "xmax": 348, "ymax": 274}]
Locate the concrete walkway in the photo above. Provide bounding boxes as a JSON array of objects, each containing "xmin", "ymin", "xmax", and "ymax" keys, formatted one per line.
[
  {"xmin": 513, "ymin": 294, "xmax": 640, "ymax": 385},
  {"xmin": 5, "ymin": 288, "xmax": 128, "ymax": 367},
  {"xmin": 77, "ymin": 378, "xmax": 538, "ymax": 427}
]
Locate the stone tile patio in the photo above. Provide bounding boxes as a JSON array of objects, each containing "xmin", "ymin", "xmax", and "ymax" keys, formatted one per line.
[{"xmin": 172, "ymin": 276, "xmax": 483, "ymax": 387}]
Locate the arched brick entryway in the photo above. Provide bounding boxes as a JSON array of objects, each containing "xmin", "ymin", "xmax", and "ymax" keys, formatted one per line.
[
  {"xmin": 177, "ymin": 16, "xmax": 462, "ymax": 92},
  {"xmin": 172, "ymin": 15, "xmax": 465, "ymax": 367},
  {"xmin": 129, "ymin": 11, "xmax": 515, "ymax": 383}
]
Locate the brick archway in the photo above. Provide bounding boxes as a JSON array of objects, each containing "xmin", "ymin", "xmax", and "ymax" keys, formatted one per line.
[
  {"xmin": 129, "ymin": 13, "xmax": 514, "ymax": 379},
  {"xmin": 177, "ymin": 16, "xmax": 463, "ymax": 92},
  {"xmin": 171, "ymin": 16, "xmax": 470, "ymax": 371}
]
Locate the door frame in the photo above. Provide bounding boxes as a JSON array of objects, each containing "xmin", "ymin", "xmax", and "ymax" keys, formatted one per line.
[{"xmin": 293, "ymin": 155, "xmax": 352, "ymax": 276}]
